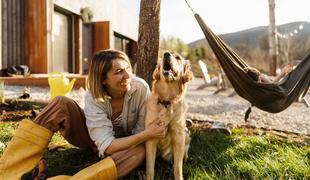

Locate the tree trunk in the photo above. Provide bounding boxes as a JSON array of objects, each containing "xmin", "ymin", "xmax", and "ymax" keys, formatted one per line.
[
  {"xmin": 268, "ymin": 0, "xmax": 278, "ymax": 75},
  {"xmin": 136, "ymin": 0, "xmax": 161, "ymax": 87}
]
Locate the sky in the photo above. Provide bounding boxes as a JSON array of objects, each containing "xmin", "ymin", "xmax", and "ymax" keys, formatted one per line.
[{"xmin": 120, "ymin": 0, "xmax": 310, "ymax": 43}]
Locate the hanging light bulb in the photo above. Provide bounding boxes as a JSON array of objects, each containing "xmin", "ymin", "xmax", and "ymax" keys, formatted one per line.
[
  {"xmin": 290, "ymin": 33, "xmax": 294, "ymax": 37},
  {"xmin": 294, "ymin": 29, "xmax": 298, "ymax": 34},
  {"xmin": 299, "ymin": 25, "xmax": 303, "ymax": 30}
]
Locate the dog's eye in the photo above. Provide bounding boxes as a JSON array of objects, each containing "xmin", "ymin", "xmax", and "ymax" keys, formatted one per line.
[{"xmin": 175, "ymin": 56, "xmax": 181, "ymax": 60}]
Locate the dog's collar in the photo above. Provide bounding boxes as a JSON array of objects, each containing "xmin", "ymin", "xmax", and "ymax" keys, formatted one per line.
[{"xmin": 158, "ymin": 98, "xmax": 171, "ymax": 108}]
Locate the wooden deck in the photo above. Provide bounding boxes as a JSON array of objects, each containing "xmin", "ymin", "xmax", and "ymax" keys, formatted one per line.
[{"xmin": 0, "ymin": 74, "xmax": 87, "ymax": 89}]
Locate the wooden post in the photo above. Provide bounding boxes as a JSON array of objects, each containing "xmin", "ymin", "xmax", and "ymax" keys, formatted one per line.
[
  {"xmin": 136, "ymin": 0, "xmax": 161, "ymax": 87},
  {"xmin": 268, "ymin": 0, "xmax": 278, "ymax": 75}
]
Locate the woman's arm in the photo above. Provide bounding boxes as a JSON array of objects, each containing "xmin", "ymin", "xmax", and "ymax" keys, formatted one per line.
[
  {"xmin": 105, "ymin": 119, "xmax": 166, "ymax": 155},
  {"xmin": 258, "ymin": 74, "xmax": 273, "ymax": 83},
  {"xmin": 259, "ymin": 65, "xmax": 292, "ymax": 83},
  {"xmin": 273, "ymin": 65, "xmax": 292, "ymax": 82},
  {"xmin": 84, "ymin": 92, "xmax": 117, "ymax": 157}
]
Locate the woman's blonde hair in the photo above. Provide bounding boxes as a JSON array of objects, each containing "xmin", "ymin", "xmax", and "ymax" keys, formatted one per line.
[{"xmin": 87, "ymin": 49, "xmax": 131, "ymax": 102}]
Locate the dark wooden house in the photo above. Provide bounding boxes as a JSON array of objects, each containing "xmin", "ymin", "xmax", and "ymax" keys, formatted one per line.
[{"xmin": 0, "ymin": 0, "xmax": 138, "ymax": 76}]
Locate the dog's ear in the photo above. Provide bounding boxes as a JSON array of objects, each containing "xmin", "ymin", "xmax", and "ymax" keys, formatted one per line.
[
  {"xmin": 152, "ymin": 65, "xmax": 161, "ymax": 80},
  {"xmin": 182, "ymin": 63, "xmax": 194, "ymax": 83}
]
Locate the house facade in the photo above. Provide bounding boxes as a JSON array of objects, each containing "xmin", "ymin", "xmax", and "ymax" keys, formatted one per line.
[{"xmin": 0, "ymin": 0, "xmax": 138, "ymax": 75}]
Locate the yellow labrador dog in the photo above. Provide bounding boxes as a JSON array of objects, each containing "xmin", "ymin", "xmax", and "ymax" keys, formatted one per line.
[{"xmin": 145, "ymin": 51, "xmax": 194, "ymax": 180}]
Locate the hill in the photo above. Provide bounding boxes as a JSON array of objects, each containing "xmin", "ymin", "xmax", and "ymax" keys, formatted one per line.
[{"xmin": 189, "ymin": 21, "xmax": 310, "ymax": 49}]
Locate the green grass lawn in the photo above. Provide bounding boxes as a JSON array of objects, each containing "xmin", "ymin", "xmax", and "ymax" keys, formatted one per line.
[{"xmin": 0, "ymin": 121, "xmax": 309, "ymax": 179}]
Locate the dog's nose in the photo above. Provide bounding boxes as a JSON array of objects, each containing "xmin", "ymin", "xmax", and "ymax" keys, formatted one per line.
[{"xmin": 163, "ymin": 52, "xmax": 171, "ymax": 59}]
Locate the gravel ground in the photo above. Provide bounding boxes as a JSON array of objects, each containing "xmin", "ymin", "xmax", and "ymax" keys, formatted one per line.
[
  {"xmin": 3, "ymin": 78, "xmax": 310, "ymax": 135},
  {"xmin": 186, "ymin": 78, "xmax": 310, "ymax": 136}
]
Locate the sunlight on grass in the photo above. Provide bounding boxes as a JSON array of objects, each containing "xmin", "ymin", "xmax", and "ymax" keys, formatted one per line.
[
  {"xmin": 0, "ymin": 122, "xmax": 17, "ymax": 154},
  {"xmin": 50, "ymin": 132, "xmax": 69, "ymax": 144},
  {"xmin": 0, "ymin": 121, "xmax": 309, "ymax": 179}
]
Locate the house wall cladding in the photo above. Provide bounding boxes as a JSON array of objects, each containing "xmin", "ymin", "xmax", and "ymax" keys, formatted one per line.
[
  {"xmin": 1, "ymin": 0, "xmax": 25, "ymax": 68},
  {"xmin": 55, "ymin": 0, "xmax": 138, "ymax": 41}
]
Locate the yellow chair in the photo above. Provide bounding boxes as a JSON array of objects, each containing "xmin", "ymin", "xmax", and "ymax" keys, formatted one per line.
[{"xmin": 48, "ymin": 72, "xmax": 76, "ymax": 99}]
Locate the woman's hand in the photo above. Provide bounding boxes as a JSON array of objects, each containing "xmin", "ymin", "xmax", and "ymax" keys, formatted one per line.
[
  {"xmin": 105, "ymin": 119, "xmax": 166, "ymax": 155},
  {"xmin": 282, "ymin": 64, "xmax": 293, "ymax": 75},
  {"xmin": 144, "ymin": 119, "xmax": 167, "ymax": 139}
]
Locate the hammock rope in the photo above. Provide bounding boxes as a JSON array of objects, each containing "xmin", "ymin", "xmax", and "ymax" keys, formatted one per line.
[{"xmin": 184, "ymin": 0, "xmax": 196, "ymax": 14}]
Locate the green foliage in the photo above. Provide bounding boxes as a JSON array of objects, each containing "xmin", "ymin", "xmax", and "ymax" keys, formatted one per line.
[
  {"xmin": 160, "ymin": 36, "xmax": 211, "ymax": 62},
  {"xmin": 80, "ymin": 7, "xmax": 93, "ymax": 24},
  {"xmin": 160, "ymin": 36, "xmax": 189, "ymax": 57}
]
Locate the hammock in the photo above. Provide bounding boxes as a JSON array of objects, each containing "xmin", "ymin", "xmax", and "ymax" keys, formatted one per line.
[{"xmin": 193, "ymin": 13, "xmax": 310, "ymax": 115}]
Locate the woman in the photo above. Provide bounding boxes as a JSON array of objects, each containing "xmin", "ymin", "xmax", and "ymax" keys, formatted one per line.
[
  {"xmin": 245, "ymin": 64, "xmax": 292, "ymax": 83},
  {"xmin": 0, "ymin": 49, "xmax": 166, "ymax": 180}
]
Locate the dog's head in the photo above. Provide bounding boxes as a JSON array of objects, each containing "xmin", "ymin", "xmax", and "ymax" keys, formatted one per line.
[{"xmin": 153, "ymin": 51, "xmax": 194, "ymax": 83}]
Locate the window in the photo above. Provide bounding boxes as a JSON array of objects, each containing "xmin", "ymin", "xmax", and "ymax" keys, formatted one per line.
[{"xmin": 114, "ymin": 33, "xmax": 131, "ymax": 55}]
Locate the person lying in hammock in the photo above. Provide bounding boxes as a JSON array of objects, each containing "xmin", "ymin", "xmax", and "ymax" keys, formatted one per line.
[{"xmin": 245, "ymin": 64, "xmax": 293, "ymax": 83}]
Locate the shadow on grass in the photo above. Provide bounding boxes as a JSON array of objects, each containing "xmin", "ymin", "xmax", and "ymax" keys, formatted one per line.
[
  {"xmin": 1, "ymin": 123, "xmax": 308, "ymax": 179},
  {"xmin": 42, "ymin": 130, "xmax": 235, "ymax": 179},
  {"xmin": 43, "ymin": 148, "xmax": 100, "ymax": 177},
  {"xmin": 122, "ymin": 130, "xmax": 236, "ymax": 180}
]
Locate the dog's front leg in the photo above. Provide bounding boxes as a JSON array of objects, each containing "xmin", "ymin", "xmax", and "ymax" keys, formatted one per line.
[
  {"xmin": 172, "ymin": 131, "xmax": 185, "ymax": 180},
  {"xmin": 146, "ymin": 139, "xmax": 158, "ymax": 180}
]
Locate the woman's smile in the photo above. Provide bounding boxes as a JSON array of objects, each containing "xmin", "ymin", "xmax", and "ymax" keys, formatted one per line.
[
  {"xmin": 120, "ymin": 81, "xmax": 130, "ymax": 86},
  {"xmin": 104, "ymin": 59, "xmax": 132, "ymax": 98}
]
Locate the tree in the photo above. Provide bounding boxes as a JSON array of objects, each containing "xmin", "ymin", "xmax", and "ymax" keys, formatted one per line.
[{"xmin": 136, "ymin": 0, "xmax": 161, "ymax": 87}]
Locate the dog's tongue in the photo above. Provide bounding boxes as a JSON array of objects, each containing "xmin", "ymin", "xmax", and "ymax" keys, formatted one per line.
[{"xmin": 163, "ymin": 70, "xmax": 173, "ymax": 76}]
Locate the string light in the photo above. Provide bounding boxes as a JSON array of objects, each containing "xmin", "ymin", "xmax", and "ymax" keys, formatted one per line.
[{"xmin": 277, "ymin": 21, "xmax": 309, "ymax": 39}]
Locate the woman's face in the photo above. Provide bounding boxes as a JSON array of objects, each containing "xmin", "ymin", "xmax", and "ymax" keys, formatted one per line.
[{"xmin": 103, "ymin": 59, "xmax": 132, "ymax": 96}]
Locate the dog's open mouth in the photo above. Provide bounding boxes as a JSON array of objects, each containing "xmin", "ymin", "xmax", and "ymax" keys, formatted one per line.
[{"xmin": 162, "ymin": 61, "xmax": 177, "ymax": 78}]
